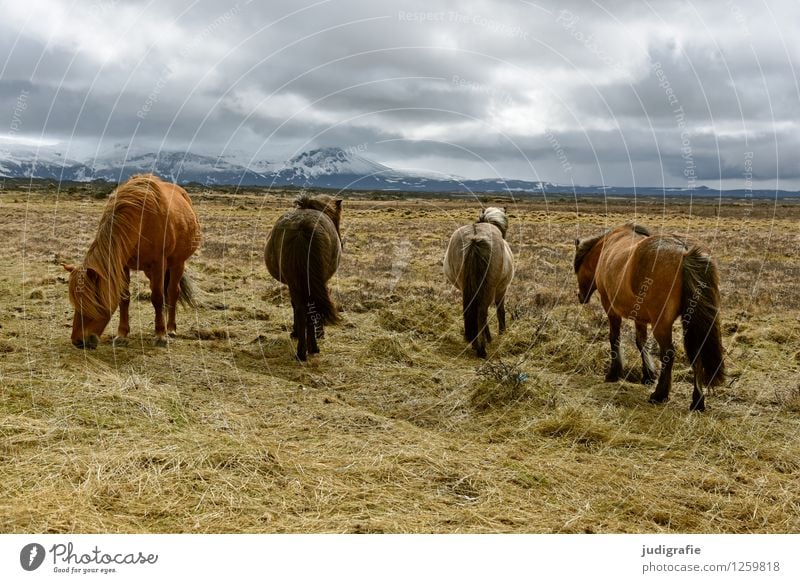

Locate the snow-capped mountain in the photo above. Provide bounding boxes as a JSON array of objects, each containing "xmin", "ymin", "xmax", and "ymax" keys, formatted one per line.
[
  {"xmin": 87, "ymin": 146, "xmax": 266, "ymax": 185},
  {"xmin": 0, "ymin": 146, "xmax": 88, "ymax": 181},
  {"xmin": 0, "ymin": 144, "xmax": 795, "ymax": 197}
]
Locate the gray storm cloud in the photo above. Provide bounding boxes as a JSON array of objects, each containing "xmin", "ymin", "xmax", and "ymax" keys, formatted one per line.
[{"xmin": 0, "ymin": 0, "xmax": 797, "ymax": 188}]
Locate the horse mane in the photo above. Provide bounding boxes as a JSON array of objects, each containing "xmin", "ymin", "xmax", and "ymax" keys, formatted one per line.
[
  {"xmin": 69, "ymin": 174, "xmax": 166, "ymax": 318},
  {"xmin": 294, "ymin": 193, "xmax": 342, "ymax": 232},
  {"xmin": 626, "ymin": 223, "xmax": 652, "ymax": 237},
  {"xmin": 478, "ymin": 207, "xmax": 508, "ymax": 238},
  {"xmin": 574, "ymin": 233, "xmax": 604, "ymax": 272}
]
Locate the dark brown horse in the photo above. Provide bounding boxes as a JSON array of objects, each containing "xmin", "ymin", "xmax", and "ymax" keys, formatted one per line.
[
  {"xmin": 265, "ymin": 194, "xmax": 342, "ymax": 361},
  {"xmin": 64, "ymin": 174, "xmax": 200, "ymax": 348},
  {"xmin": 574, "ymin": 223, "xmax": 725, "ymax": 411},
  {"xmin": 443, "ymin": 207, "xmax": 514, "ymax": 357}
]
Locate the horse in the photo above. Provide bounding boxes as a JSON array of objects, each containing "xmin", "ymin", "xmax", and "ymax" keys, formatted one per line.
[
  {"xmin": 63, "ymin": 174, "xmax": 200, "ymax": 349},
  {"xmin": 443, "ymin": 207, "xmax": 514, "ymax": 358},
  {"xmin": 265, "ymin": 193, "xmax": 342, "ymax": 361},
  {"xmin": 573, "ymin": 223, "xmax": 725, "ymax": 411}
]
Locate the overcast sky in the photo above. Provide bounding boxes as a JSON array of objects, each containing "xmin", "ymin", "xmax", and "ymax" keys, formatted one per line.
[{"xmin": 1, "ymin": 0, "xmax": 798, "ymax": 188}]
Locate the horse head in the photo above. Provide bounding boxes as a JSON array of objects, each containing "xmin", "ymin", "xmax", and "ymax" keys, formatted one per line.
[
  {"xmin": 478, "ymin": 207, "xmax": 508, "ymax": 238},
  {"xmin": 573, "ymin": 236, "xmax": 601, "ymax": 303},
  {"xmin": 63, "ymin": 263, "xmax": 112, "ymax": 349}
]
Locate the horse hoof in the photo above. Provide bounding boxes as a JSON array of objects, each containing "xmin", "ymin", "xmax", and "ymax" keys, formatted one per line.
[
  {"xmin": 168, "ymin": 330, "xmax": 177, "ymax": 338},
  {"xmin": 690, "ymin": 399, "xmax": 706, "ymax": 412},
  {"xmin": 605, "ymin": 372, "xmax": 621, "ymax": 382},
  {"xmin": 112, "ymin": 336, "xmax": 129, "ymax": 347},
  {"xmin": 153, "ymin": 336, "xmax": 168, "ymax": 347},
  {"xmin": 648, "ymin": 392, "xmax": 669, "ymax": 404}
]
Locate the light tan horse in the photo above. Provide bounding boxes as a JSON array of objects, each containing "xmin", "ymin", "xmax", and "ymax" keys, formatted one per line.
[
  {"xmin": 574, "ymin": 223, "xmax": 725, "ymax": 411},
  {"xmin": 64, "ymin": 174, "xmax": 200, "ymax": 348},
  {"xmin": 444, "ymin": 207, "xmax": 514, "ymax": 357},
  {"xmin": 265, "ymin": 193, "xmax": 342, "ymax": 361}
]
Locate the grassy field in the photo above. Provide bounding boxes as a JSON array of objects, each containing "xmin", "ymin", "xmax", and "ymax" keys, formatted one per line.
[{"xmin": 1, "ymin": 183, "xmax": 799, "ymax": 533}]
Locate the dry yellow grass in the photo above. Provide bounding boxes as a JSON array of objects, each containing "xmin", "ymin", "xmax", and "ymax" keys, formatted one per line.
[{"xmin": 1, "ymin": 184, "xmax": 799, "ymax": 533}]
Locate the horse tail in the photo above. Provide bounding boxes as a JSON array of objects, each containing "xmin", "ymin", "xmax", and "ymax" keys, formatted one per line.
[
  {"xmin": 681, "ymin": 247, "xmax": 725, "ymax": 387},
  {"xmin": 462, "ymin": 238, "xmax": 492, "ymax": 357},
  {"xmin": 287, "ymin": 228, "xmax": 340, "ymax": 326},
  {"xmin": 163, "ymin": 270, "xmax": 198, "ymax": 309},
  {"xmin": 178, "ymin": 273, "xmax": 197, "ymax": 308}
]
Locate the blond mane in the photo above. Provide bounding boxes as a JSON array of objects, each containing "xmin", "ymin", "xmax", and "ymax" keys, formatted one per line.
[{"xmin": 69, "ymin": 174, "xmax": 166, "ymax": 318}]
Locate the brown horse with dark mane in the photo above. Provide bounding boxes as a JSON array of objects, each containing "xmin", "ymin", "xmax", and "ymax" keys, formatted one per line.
[
  {"xmin": 64, "ymin": 174, "xmax": 200, "ymax": 348},
  {"xmin": 265, "ymin": 194, "xmax": 342, "ymax": 361},
  {"xmin": 574, "ymin": 223, "xmax": 725, "ymax": 411},
  {"xmin": 443, "ymin": 207, "xmax": 514, "ymax": 357}
]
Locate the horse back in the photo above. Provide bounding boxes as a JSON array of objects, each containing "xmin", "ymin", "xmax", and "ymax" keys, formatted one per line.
[
  {"xmin": 599, "ymin": 233, "xmax": 687, "ymax": 323},
  {"xmin": 115, "ymin": 176, "xmax": 199, "ymax": 269}
]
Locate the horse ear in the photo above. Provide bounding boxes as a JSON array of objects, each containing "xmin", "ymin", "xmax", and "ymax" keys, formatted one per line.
[
  {"xmin": 575, "ymin": 238, "xmax": 581, "ymax": 248},
  {"xmin": 62, "ymin": 263, "xmax": 75, "ymax": 273},
  {"xmin": 335, "ymin": 199, "xmax": 342, "ymax": 209}
]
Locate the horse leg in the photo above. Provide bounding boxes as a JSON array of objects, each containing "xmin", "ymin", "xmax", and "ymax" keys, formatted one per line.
[
  {"xmin": 635, "ymin": 322, "xmax": 656, "ymax": 385},
  {"xmin": 496, "ymin": 295, "xmax": 506, "ymax": 334},
  {"xmin": 649, "ymin": 322, "xmax": 675, "ymax": 404},
  {"xmin": 605, "ymin": 313, "xmax": 623, "ymax": 382},
  {"xmin": 114, "ymin": 266, "xmax": 131, "ymax": 346},
  {"xmin": 165, "ymin": 263, "xmax": 184, "ymax": 337},
  {"xmin": 690, "ymin": 369, "xmax": 706, "ymax": 412},
  {"xmin": 148, "ymin": 265, "xmax": 168, "ymax": 347}
]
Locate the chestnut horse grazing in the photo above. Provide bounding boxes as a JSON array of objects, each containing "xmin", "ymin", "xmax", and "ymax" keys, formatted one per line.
[
  {"xmin": 574, "ymin": 223, "xmax": 725, "ymax": 411},
  {"xmin": 265, "ymin": 194, "xmax": 342, "ymax": 361},
  {"xmin": 64, "ymin": 174, "xmax": 200, "ymax": 348},
  {"xmin": 444, "ymin": 207, "xmax": 514, "ymax": 358}
]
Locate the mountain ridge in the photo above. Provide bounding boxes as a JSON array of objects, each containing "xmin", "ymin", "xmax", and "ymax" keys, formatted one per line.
[{"xmin": 0, "ymin": 144, "xmax": 795, "ymax": 198}]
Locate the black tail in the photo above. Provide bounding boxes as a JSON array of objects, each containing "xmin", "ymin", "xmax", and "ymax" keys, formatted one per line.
[
  {"xmin": 681, "ymin": 247, "xmax": 725, "ymax": 387},
  {"xmin": 462, "ymin": 238, "xmax": 492, "ymax": 357},
  {"xmin": 163, "ymin": 270, "xmax": 197, "ymax": 308},
  {"xmin": 287, "ymin": 229, "xmax": 339, "ymax": 326}
]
